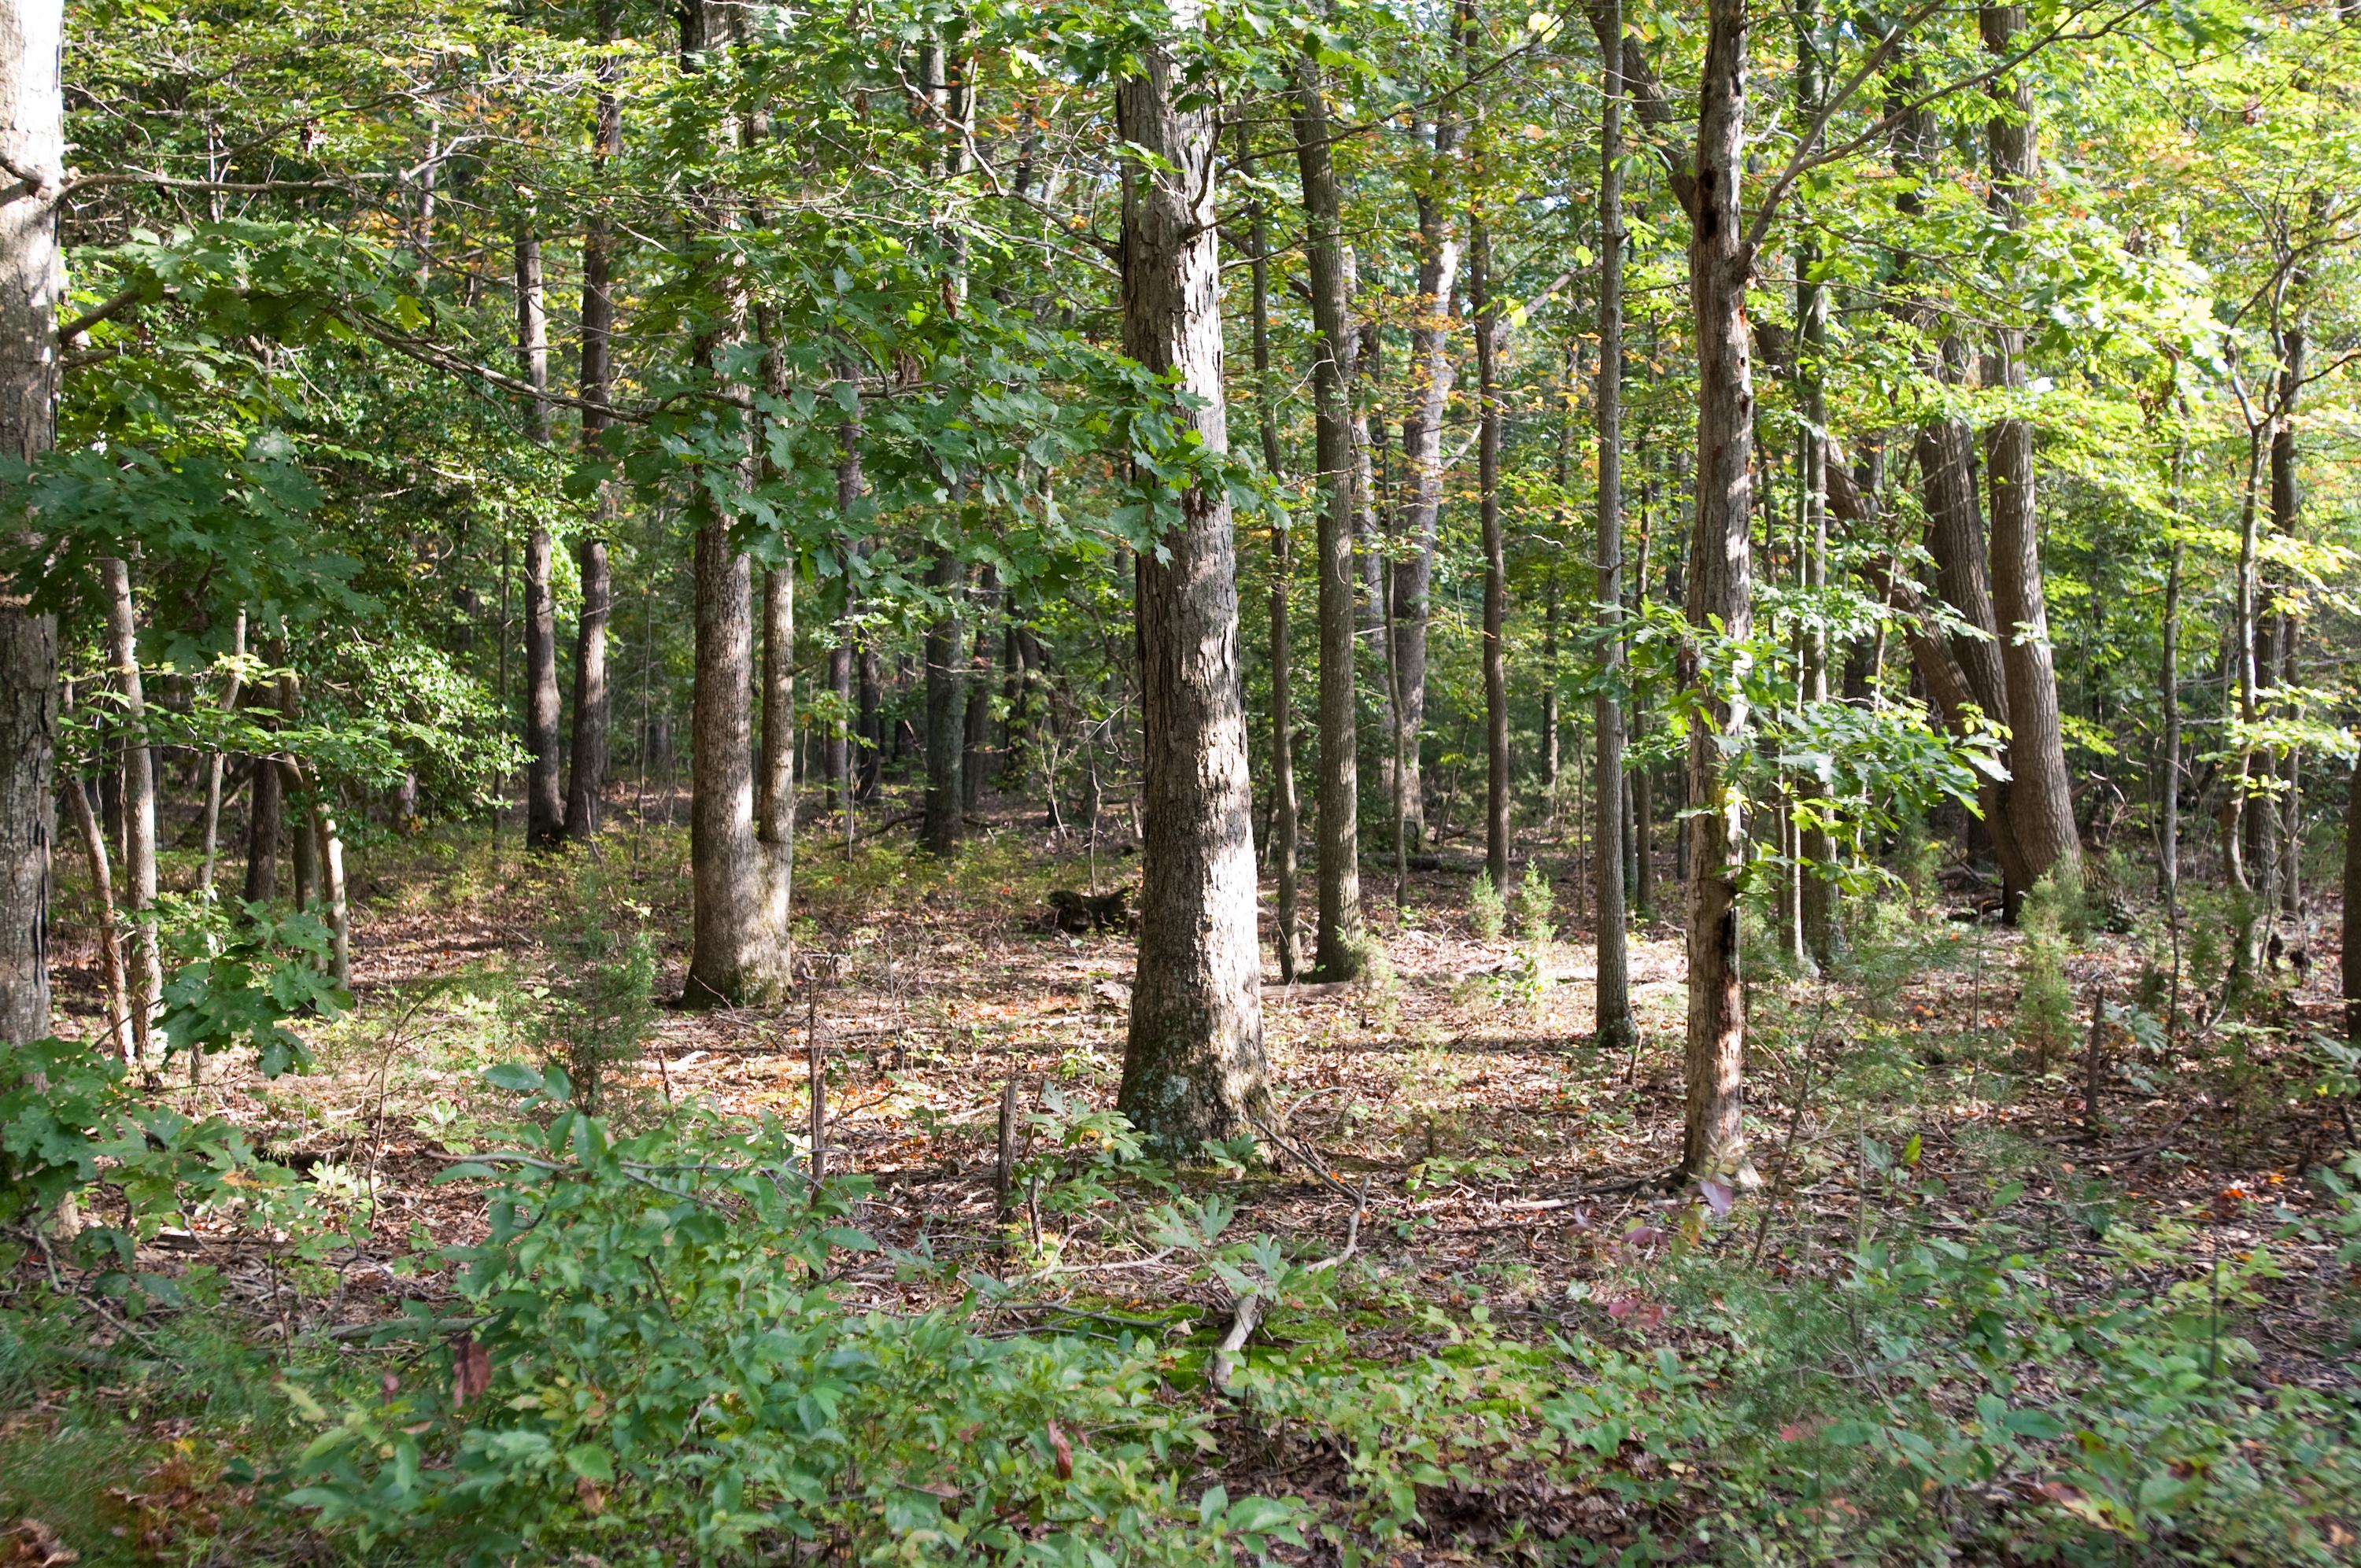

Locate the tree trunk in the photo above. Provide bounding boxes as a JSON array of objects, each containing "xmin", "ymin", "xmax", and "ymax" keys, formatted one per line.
[
  {"xmin": 922, "ymin": 548, "xmax": 966, "ymax": 855},
  {"xmin": 2160, "ymin": 533, "xmax": 2181, "ymax": 906},
  {"xmin": 2344, "ymin": 756, "xmax": 2360, "ymax": 1042},
  {"xmin": 102, "ymin": 556, "xmax": 158, "ymax": 1057},
  {"xmin": 1591, "ymin": 0, "xmax": 1637, "ymax": 1053},
  {"xmin": 243, "ymin": 716, "xmax": 281, "ymax": 906},
  {"xmin": 515, "ymin": 234, "xmax": 565, "ymax": 850},
  {"xmin": 1794, "ymin": 0, "xmax": 1835, "ymax": 967},
  {"xmin": 759, "ymin": 562, "xmax": 794, "ymax": 909},
  {"xmin": 1243, "ymin": 125, "xmax": 1300, "ymax": 983},
  {"xmin": 201, "ymin": 607, "xmax": 246, "ymax": 891},
  {"xmin": 964, "ymin": 566, "xmax": 997, "ymax": 809},
  {"xmin": 1678, "ymin": 0, "xmax": 1756, "ymax": 1187},
  {"xmin": 1113, "ymin": 32, "xmax": 1271, "ymax": 1153},
  {"xmin": 1387, "ymin": 120, "xmax": 1463, "ymax": 848},
  {"xmin": 1293, "ymin": 55, "xmax": 1365, "ymax": 980},
  {"xmin": 2263, "ymin": 319, "xmax": 2304, "ymax": 916},
  {"xmin": 1473, "ymin": 212, "xmax": 1510, "ymax": 895},
  {"xmin": 0, "ymin": 0, "xmax": 60, "ymax": 1047},
  {"xmin": 1980, "ymin": 2, "xmax": 2078, "ymax": 906},
  {"xmin": 59, "ymin": 684, "xmax": 126, "ymax": 1057},
  {"xmin": 682, "ymin": 0, "xmax": 788, "ymax": 1005},
  {"xmin": 564, "ymin": 8, "xmax": 620, "ymax": 844}
]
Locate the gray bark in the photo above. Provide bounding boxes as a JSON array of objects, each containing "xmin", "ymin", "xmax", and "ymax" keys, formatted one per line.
[
  {"xmin": 516, "ymin": 233, "xmax": 564, "ymax": 850},
  {"xmin": 1472, "ymin": 212, "xmax": 1509, "ymax": 895},
  {"xmin": 102, "ymin": 556, "xmax": 158, "ymax": 1056},
  {"xmin": 0, "ymin": 0, "xmax": 61, "ymax": 1045},
  {"xmin": 1113, "ymin": 29, "xmax": 1271, "ymax": 1152},
  {"xmin": 1678, "ymin": 0, "xmax": 1755, "ymax": 1186},
  {"xmin": 565, "ymin": 47, "xmax": 619, "ymax": 844},
  {"xmin": 1591, "ymin": 0, "xmax": 1636, "ymax": 1053},
  {"xmin": 1243, "ymin": 126, "xmax": 1300, "ymax": 983},
  {"xmin": 1293, "ymin": 55, "xmax": 1365, "ymax": 979}
]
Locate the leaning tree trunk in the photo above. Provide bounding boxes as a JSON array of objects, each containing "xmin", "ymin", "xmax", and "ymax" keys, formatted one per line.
[
  {"xmin": 1591, "ymin": 0, "xmax": 1637, "ymax": 1054},
  {"xmin": 1980, "ymin": 2, "xmax": 2078, "ymax": 908},
  {"xmin": 1679, "ymin": 0, "xmax": 1756, "ymax": 1187},
  {"xmin": 102, "ymin": 555, "xmax": 158, "ymax": 1057},
  {"xmin": 0, "ymin": 0, "xmax": 60, "ymax": 1046},
  {"xmin": 1113, "ymin": 28, "xmax": 1272, "ymax": 1153},
  {"xmin": 565, "ymin": 2, "xmax": 620, "ymax": 843},
  {"xmin": 515, "ymin": 233, "xmax": 565, "ymax": 850},
  {"xmin": 1243, "ymin": 126, "xmax": 1301, "ymax": 983},
  {"xmin": 1293, "ymin": 53, "xmax": 1365, "ymax": 980}
]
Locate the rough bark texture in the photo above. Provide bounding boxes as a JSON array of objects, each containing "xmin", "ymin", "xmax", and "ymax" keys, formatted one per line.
[
  {"xmin": 682, "ymin": 0, "xmax": 789, "ymax": 1005},
  {"xmin": 1591, "ymin": 0, "xmax": 1636, "ymax": 1054},
  {"xmin": 1243, "ymin": 134, "xmax": 1300, "ymax": 983},
  {"xmin": 1293, "ymin": 56, "xmax": 1364, "ymax": 980},
  {"xmin": 1979, "ymin": 2, "xmax": 2078, "ymax": 906},
  {"xmin": 1678, "ymin": 0, "xmax": 1755, "ymax": 1186},
  {"xmin": 1793, "ymin": 0, "xmax": 1835, "ymax": 967},
  {"xmin": 565, "ymin": 63, "xmax": 618, "ymax": 845},
  {"xmin": 1472, "ymin": 216, "xmax": 1509, "ymax": 895},
  {"xmin": 1113, "ymin": 31, "xmax": 1271, "ymax": 1153},
  {"xmin": 0, "ymin": 0, "xmax": 61, "ymax": 1045}
]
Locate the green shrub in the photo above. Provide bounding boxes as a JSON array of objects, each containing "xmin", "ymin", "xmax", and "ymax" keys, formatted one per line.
[
  {"xmin": 519, "ymin": 872, "xmax": 657, "ymax": 1114},
  {"xmin": 1469, "ymin": 870, "xmax": 1506, "ymax": 941},
  {"xmin": 1512, "ymin": 861, "xmax": 1556, "ymax": 950},
  {"xmin": 2015, "ymin": 871, "xmax": 2078, "ymax": 1070}
]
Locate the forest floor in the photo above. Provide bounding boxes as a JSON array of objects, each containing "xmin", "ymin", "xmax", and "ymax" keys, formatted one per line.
[{"xmin": 9, "ymin": 784, "xmax": 2361, "ymax": 1564}]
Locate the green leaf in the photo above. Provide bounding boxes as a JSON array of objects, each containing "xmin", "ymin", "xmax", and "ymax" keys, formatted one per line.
[
  {"xmin": 564, "ymin": 1444, "xmax": 615, "ymax": 1485},
  {"xmin": 2004, "ymin": 1408, "xmax": 2067, "ymax": 1439},
  {"xmin": 482, "ymin": 1062, "xmax": 544, "ymax": 1094}
]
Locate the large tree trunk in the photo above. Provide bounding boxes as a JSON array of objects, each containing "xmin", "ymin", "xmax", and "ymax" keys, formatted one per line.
[
  {"xmin": 1679, "ymin": 0, "xmax": 1755, "ymax": 1187},
  {"xmin": 1591, "ymin": 0, "xmax": 1636, "ymax": 1053},
  {"xmin": 565, "ymin": 6, "xmax": 620, "ymax": 844},
  {"xmin": 515, "ymin": 234, "xmax": 565, "ymax": 850},
  {"xmin": 1794, "ymin": 0, "xmax": 1835, "ymax": 967},
  {"xmin": 1979, "ymin": 2, "xmax": 2077, "ymax": 906},
  {"xmin": 1293, "ymin": 56, "xmax": 1365, "ymax": 980},
  {"xmin": 0, "ymin": 0, "xmax": 61, "ymax": 1046},
  {"xmin": 1243, "ymin": 127, "xmax": 1300, "ymax": 983},
  {"xmin": 1386, "ymin": 121, "xmax": 1463, "ymax": 848},
  {"xmin": 682, "ymin": 0, "xmax": 789, "ymax": 1005},
  {"xmin": 1113, "ymin": 30, "xmax": 1271, "ymax": 1153},
  {"xmin": 102, "ymin": 556, "xmax": 159, "ymax": 1057}
]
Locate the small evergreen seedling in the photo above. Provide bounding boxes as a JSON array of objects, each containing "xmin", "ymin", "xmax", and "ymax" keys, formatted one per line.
[
  {"xmin": 1469, "ymin": 871, "xmax": 1506, "ymax": 941},
  {"xmin": 1513, "ymin": 862, "xmax": 1557, "ymax": 950},
  {"xmin": 2015, "ymin": 870, "xmax": 2076, "ymax": 1072}
]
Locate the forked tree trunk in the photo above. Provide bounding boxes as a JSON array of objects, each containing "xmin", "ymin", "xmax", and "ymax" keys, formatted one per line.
[
  {"xmin": 1243, "ymin": 127, "xmax": 1301, "ymax": 983},
  {"xmin": 102, "ymin": 556, "xmax": 158, "ymax": 1056},
  {"xmin": 1293, "ymin": 54, "xmax": 1365, "ymax": 980},
  {"xmin": 1112, "ymin": 31, "xmax": 1271, "ymax": 1152},
  {"xmin": 1591, "ymin": 0, "xmax": 1636, "ymax": 1053},
  {"xmin": 0, "ymin": 0, "xmax": 61, "ymax": 1046},
  {"xmin": 1979, "ymin": 2, "xmax": 2078, "ymax": 906},
  {"xmin": 1679, "ymin": 0, "xmax": 1756, "ymax": 1186},
  {"xmin": 515, "ymin": 234, "xmax": 565, "ymax": 850}
]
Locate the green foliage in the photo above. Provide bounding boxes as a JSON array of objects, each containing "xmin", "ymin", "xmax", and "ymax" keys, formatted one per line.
[
  {"xmin": 1511, "ymin": 861, "xmax": 1556, "ymax": 950},
  {"xmin": 156, "ymin": 895, "xmax": 348, "ymax": 1076},
  {"xmin": 1468, "ymin": 869, "xmax": 1506, "ymax": 941},
  {"xmin": 290, "ymin": 1064, "xmax": 1302, "ymax": 1566},
  {"xmin": 0, "ymin": 1036, "xmax": 350, "ymax": 1305},
  {"xmin": 517, "ymin": 873, "xmax": 658, "ymax": 1115},
  {"xmin": 2015, "ymin": 872, "xmax": 2078, "ymax": 1071}
]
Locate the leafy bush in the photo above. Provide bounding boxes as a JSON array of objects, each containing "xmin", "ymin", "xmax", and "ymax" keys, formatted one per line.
[
  {"xmin": 290, "ymin": 1064, "xmax": 1303, "ymax": 1566},
  {"xmin": 156, "ymin": 895, "xmax": 348, "ymax": 1076},
  {"xmin": 1512, "ymin": 861, "xmax": 1556, "ymax": 950}
]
